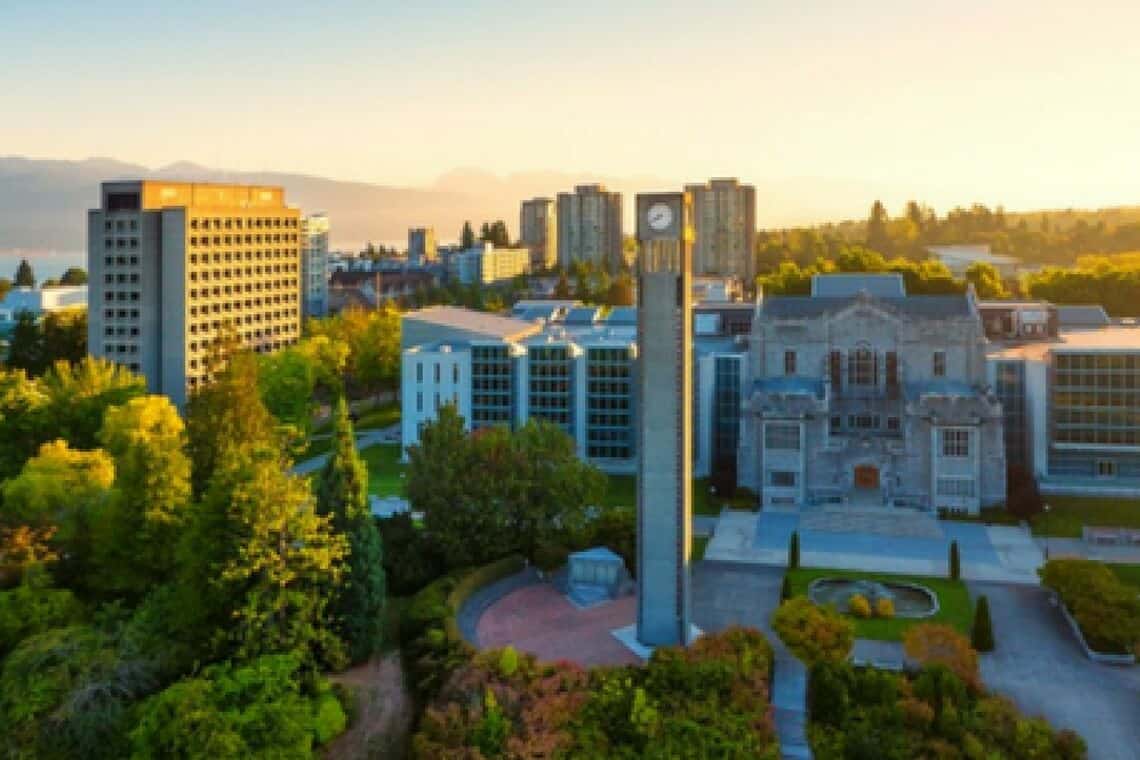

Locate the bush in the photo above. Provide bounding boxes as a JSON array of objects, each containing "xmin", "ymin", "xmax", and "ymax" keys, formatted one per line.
[
  {"xmin": 313, "ymin": 690, "xmax": 348, "ymax": 745},
  {"xmin": 875, "ymin": 597, "xmax": 895, "ymax": 619},
  {"xmin": 903, "ymin": 624, "xmax": 980, "ymax": 691},
  {"xmin": 848, "ymin": 593, "xmax": 872, "ymax": 618},
  {"xmin": 949, "ymin": 540, "xmax": 960, "ymax": 580},
  {"xmin": 497, "ymin": 646, "xmax": 519, "ymax": 677},
  {"xmin": 1040, "ymin": 559, "xmax": 1140, "ymax": 654},
  {"xmin": 0, "ymin": 571, "xmax": 85, "ymax": 657},
  {"xmin": 771, "ymin": 598, "xmax": 854, "ymax": 665},
  {"xmin": 971, "ymin": 595, "xmax": 994, "ymax": 652},
  {"xmin": 376, "ymin": 513, "xmax": 444, "ymax": 595},
  {"xmin": 789, "ymin": 531, "xmax": 800, "ymax": 569},
  {"xmin": 532, "ymin": 541, "xmax": 570, "ymax": 572}
]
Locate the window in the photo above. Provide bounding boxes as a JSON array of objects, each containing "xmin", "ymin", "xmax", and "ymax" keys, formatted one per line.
[
  {"xmin": 416, "ymin": 392, "xmax": 423, "ymax": 412},
  {"xmin": 941, "ymin": 429, "xmax": 970, "ymax": 458},
  {"xmin": 453, "ymin": 364, "xmax": 459, "ymax": 383},
  {"xmin": 886, "ymin": 416, "xmax": 901, "ymax": 432},
  {"xmin": 937, "ymin": 477, "xmax": 975, "ymax": 498},
  {"xmin": 829, "ymin": 350, "xmax": 842, "ymax": 389},
  {"xmin": 765, "ymin": 423, "xmax": 800, "ymax": 451},
  {"xmin": 830, "ymin": 415, "xmax": 842, "ymax": 433},
  {"xmin": 416, "ymin": 363, "xmax": 423, "ymax": 383},
  {"xmin": 784, "ymin": 350, "xmax": 797, "ymax": 376},
  {"xmin": 1096, "ymin": 460, "xmax": 1117, "ymax": 478},
  {"xmin": 847, "ymin": 347, "xmax": 876, "ymax": 386},
  {"xmin": 848, "ymin": 414, "xmax": 879, "ymax": 430},
  {"xmin": 768, "ymin": 471, "xmax": 797, "ymax": 488},
  {"xmin": 434, "ymin": 363, "xmax": 440, "ymax": 383},
  {"xmin": 933, "ymin": 351, "xmax": 946, "ymax": 377}
]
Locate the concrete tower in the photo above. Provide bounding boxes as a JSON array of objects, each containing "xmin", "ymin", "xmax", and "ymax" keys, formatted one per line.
[{"xmin": 635, "ymin": 191, "xmax": 694, "ymax": 647}]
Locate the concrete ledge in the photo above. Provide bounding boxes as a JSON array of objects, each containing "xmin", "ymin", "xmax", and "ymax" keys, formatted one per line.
[
  {"xmin": 610, "ymin": 623, "xmax": 703, "ymax": 660},
  {"xmin": 1056, "ymin": 598, "xmax": 1137, "ymax": 666}
]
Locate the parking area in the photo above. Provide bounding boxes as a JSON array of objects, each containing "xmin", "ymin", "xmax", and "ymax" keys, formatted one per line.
[{"xmin": 971, "ymin": 581, "xmax": 1140, "ymax": 760}]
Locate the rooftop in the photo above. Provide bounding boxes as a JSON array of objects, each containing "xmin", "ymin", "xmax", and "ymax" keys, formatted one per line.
[
  {"xmin": 759, "ymin": 294, "xmax": 973, "ymax": 320},
  {"xmin": 402, "ymin": 305, "xmax": 541, "ymax": 341},
  {"xmin": 987, "ymin": 326, "xmax": 1140, "ymax": 361},
  {"xmin": 809, "ymin": 273, "xmax": 906, "ymax": 299},
  {"xmin": 926, "ymin": 244, "xmax": 1020, "ymax": 266},
  {"xmin": 1055, "ymin": 304, "xmax": 1111, "ymax": 328}
]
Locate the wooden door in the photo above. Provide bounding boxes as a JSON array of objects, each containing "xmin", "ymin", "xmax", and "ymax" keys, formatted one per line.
[{"xmin": 854, "ymin": 464, "xmax": 879, "ymax": 489}]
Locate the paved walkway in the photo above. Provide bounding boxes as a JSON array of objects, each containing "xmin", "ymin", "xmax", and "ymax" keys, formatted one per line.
[
  {"xmin": 1035, "ymin": 537, "xmax": 1140, "ymax": 564},
  {"xmin": 292, "ymin": 426, "xmax": 397, "ymax": 475},
  {"xmin": 706, "ymin": 509, "xmax": 1043, "ymax": 583}
]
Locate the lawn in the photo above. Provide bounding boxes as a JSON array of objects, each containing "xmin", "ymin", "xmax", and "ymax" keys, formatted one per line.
[
  {"xmin": 1030, "ymin": 496, "xmax": 1140, "ymax": 537},
  {"xmin": 785, "ymin": 567, "xmax": 973, "ymax": 641},
  {"xmin": 1107, "ymin": 563, "xmax": 1140, "ymax": 590},
  {"xmin": 360, "ymin": 444, "xmax": 406, "ymax": 497},
  {"xmin": 354, "ymin": 402, "xmax": 400, "ymax": 431},
  {"xmin": 601, "ymin": 474, "xmax": 756, "ymax": 515}
]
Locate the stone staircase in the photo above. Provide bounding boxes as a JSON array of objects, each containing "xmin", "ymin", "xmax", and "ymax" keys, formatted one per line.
[{"xmin": 799, "ymin": 507, "xmax": 942, "ymax": 539}]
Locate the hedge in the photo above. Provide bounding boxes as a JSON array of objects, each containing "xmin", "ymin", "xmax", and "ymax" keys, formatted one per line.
[{"xmin": 1039, "ymin": 559, "xmax": 1140, "ymax": 655}]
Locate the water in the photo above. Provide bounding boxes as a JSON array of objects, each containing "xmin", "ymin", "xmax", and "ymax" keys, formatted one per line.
[
  {"xmin": 808, "ymin": 578, "xmax": 937, "ymax": 618},
  {"xmin": 0, "ymin": 251, "xmax": 86, "ymax": 283}
]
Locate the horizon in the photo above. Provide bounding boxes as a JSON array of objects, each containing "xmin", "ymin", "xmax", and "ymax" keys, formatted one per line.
[{"xmin": 4, "ymin": 1, "xmax": 1140, "ymax": 216}]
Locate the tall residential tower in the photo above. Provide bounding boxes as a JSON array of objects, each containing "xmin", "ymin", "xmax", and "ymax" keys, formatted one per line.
[
  {"xmin": 87, "ymin": 180, "xmax": 301, "ymax": 406},
  {"xmin": 408, "ymin": 227, "xmax": 437, "ymax": 266},
  {"xmin": 301, "ymin": 212, "xmax": 329, "ymax": 319},
  {"xmin": 685, "ymin": 178, "xmax": 756, "ymax": 281},
  {"xmin": 519, "ymin": 197, "xmax": 557, "ymax": 271},
  {"xmin": 635, "ymin": 191, "xmax": 694, "ymax": 647},
  {"xmin": 556, "ymin": 184, "xmax": 623, "ymax": 272}
]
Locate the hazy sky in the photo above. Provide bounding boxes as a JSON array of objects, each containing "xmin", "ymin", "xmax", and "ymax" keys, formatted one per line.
[{"xmin": 4, "ymin": 1, "xmax": 1140, "ymax": 213}]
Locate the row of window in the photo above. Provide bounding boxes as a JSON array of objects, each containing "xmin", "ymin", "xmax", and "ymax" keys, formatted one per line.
[
  {"xmin": 188, "ymin": 298, "xmax": 297, "ymax": 318},
  {"xmin": 104, "ymin": 255, "xmax": 140, "ymax": 267},
  {"xmin": 189, "ymin": 264, "xmax": 297, "ymax": 281},
  {"xmin": 103, "ymin": 308, "xmax": 140, "ymax": 320},
  {"xmin": 190, "ymin": 217, "xmax": 297, "ymax": 230},
  {"xmin": 190, "ymin": 234, "xmax": 298, "ymax": 247},
  {"xmin": 829, "ymin": 414, "xmax": 902, "ymax": 433},
  {"xmin": 189, "ymin": 250, "xmax": 295, "ymax": 265},
  {"xmin": 188, "ymin": 281, "xmax": 295, "ymax": 299},
  {"xmin": 1056, "ymin": 353, "xmax": 1140, "ymax": 371},
  {"xmin": 104, "ymin": 219, "xmax": 138, "ymax": 232},
  {"xmin": 414, "ymin": 363, "xmax": 461, "ymax": 384},
  {"xmin": 189, "ymin": 312, "xmax": 297, "ymax": 335},
  {"xmin": 104, "ymin": 237, "xmax": 139, "ymax": 250}
]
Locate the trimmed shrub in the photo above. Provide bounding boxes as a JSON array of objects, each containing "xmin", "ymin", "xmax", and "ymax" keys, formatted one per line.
[
  {"xmin": 971, "ymin": 595, "xmax": 994, "ymax": 652},
  {"xmin": 875, "ymin": 597, "xmax": 895, "ymax": 619},
  {"xmin": 848, "ymin": 594, "xmax": 872, "ymax": 618},
  {"xmin": 788, "ymin": 531, "xmax": 800, "ymax": 570},
  {"xmin": 771, "ymin": 598, "xmax": 854, "ymax": 665},
  {"xmin": 949, "ymin": 540, "xmax": 961, "ymax": 580},
  {"xmin": 497, "ymin": 646, "xmax": 519, "ymax": 678},
  {"xmin": 1040, "ymin": 559, "xmax": 1140, "ymax": 655},
  {"xmin": 533, "ymin": 541, "xmax": 570, "ymax": 573},
  {"xmin": 780, "ymin": 575, "xmax": 792, "ymax": 603}
]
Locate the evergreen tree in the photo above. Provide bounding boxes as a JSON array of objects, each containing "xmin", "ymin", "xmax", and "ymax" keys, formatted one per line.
[
  {"xmin": 317, "ymin": 397, "xmax": 386, "ymax": 664},
  {"xmin": 949, "ymin": 540, "xmax": 961, "ymax": 580},
  {"xmin": 59, "ymin": 267, "xmax": 87, "ymax": 286},
  {"xmin": 866, "ymin": 201, "xmax": 892, "ymax": 256},
  {"xmin": 971, "ymin": 595, "xmax": 994, "ymax": 652},
  {"xmin": 780, "ymin": 575, "xmax": 792, "ymax": 603},
  {"xmin": 5, "ymin": 312, "xmax": 44, "ymax": 374},
  {"xmin": 461, "ymin": 221, "xmax": 475, "ymax": 249},
  {"xmin": 14, "ymin": 259, "xmax": 35, "ymax": 288},
  {"xmin": 788, "ymin": 531, "xmax": 800, "ymax": 570}
]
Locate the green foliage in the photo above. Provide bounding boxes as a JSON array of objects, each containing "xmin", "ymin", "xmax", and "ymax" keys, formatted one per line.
[
  {"xmin": 788, "ymin": 530, "xmax": 800, "ymax": 569},
  {"xmin": 14, "ymin": 258, "xmax": 34, "ymax": 287},
  {"xmin": 848, "ymin": 593, "xmax": 872, "ymax": 618},
  {"xmin": 780, "ymin": 575, "xmax": 792, "ymax": 602},
  {"xmin": 258, "ymin": 335, "xmax": 348, "ymax": 435},
  {"xmin": 808, "ymin": 661, "xmax": 1085, "ymax": 760},
  {"xmin": 307, "ymin": 306, "xmax": 400, "ymax": 397},
  {"xmin": 1039, "ymin": 559, "xmax": 1140, "ymax": 654},
  {"xmin": 1026, "ymin": 253, "xmax": 1140, "ymax": 317},
  {"xmin": 0, "ymin": 567, "xmax": 84, "ymax": 656},
  {"xmin": 497, "ymin": 646, "xmax": 519, "ymax": 678},
  {"xmin": 376, "ymin": 512, "xmax": 443, "ymax": 595},
  {"xmin": 460, "ymin": 220, "xmax": 475, "ymax": 249},
  {"xmin": 312, "ymin": 689, "xmax": 348, "ymax": 745},
  {"xmin": 59, "ymin": 267, "xmax": 87, "ymax": 286},
  {"xmin": 8, "ymin": 309, "xmax": 89, "ymax": 377},
  {"xmin": 949, "ymin": 540, "xmax": 961, "ymax": 580},
  {"xmin": 971, "ymin": 595, "xmax": 994, "ymax": 652},
  {"xmin": 129, "ymin": 654, "xmax": 326, "ymax": 759},
  {"xmin": 772, "ymin": 598, "xmax": 855, "ymax": 664},
  {"xmin": 317, "ymin": 397, "xmax": 386, "ymax": 665}
]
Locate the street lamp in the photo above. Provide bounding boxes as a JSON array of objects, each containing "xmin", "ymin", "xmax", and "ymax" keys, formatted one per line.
[{"xmin": 1042, "ymin": 503, "xmax": 1051, "ymax": 561}]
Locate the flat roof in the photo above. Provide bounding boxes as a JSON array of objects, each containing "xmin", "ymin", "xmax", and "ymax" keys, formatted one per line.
[
  {"xmin": 402, "ymin": 306, "xmax": 540, "ymax": 341},
  {"xmin": 987, "ymin": 327, "xmax": 1140, "ymax": 361}
]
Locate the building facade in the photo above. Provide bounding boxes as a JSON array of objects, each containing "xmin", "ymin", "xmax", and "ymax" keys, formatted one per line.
[
  {"xmin": 448, "ymin": 243, "xmax": 530, "ymax": 285},
  {"xmin": 556, "ymin": 184, "xmax": 623, "ymax": 272},
  {"xmin": 408, "ymin": 227, "xmax": 437, "ymax": 266},
  {"xmin": 300, "ymin": 213, "xmax": 329, "ymax": 319},
  {"xmin": 519, "ymin": 198, "xmax": 557, "ymax": 272},
  {"xmin": 0, "ymin": 285, "xmax": 87, "ymax": 336},
  {"xmin": 685, "ymin": 178, "xmax": 756, "ymax": 281},
  {"xmin": 87, "ymin": 181, "xmax": 301, "ymax": 406},
  {"xmin": 738, "ymin": 275, "xmax": 1006, "ymax": 513}
]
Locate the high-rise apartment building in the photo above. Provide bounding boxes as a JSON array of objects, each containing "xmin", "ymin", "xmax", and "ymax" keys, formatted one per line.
[
  {"xmin": 685, "ymin": 178, "xmax": 756, "ymax": 281},
  {"xmin": 556, "ymin": 184, "xmax": 623, "ymax": 271},
  {"xmin": 87, "ymin": 181, "xmax": 301, "ymax": 406},
  {"xmin": 519, "ymin": 198, "xmax": 557, "ymax": 271},
  {"xmin": 301, "ymin": 213, "xmax": 329, "ymax": 319},
  {"xmin": 408, "ymin": 227, "xmax": 437, "ymax": 266}
]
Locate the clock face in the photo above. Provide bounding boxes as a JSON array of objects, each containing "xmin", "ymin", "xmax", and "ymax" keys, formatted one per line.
[{"xmin": 647, "ymin": 202, "xmax": 674, "ymax": 231}]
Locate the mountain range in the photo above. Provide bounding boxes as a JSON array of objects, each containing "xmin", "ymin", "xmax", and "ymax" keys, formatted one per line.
[{"xmin": 0, "ymin": 156, "xmax": 895, "ymax": 254}]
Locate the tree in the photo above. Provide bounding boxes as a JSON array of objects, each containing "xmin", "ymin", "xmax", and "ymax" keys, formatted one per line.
[
  {"xmin": 178, "ymin": 446, "xmax": 347, "ymax": 666},
  {"xmin": 41, "ymin": 308, "xmax": 87, "ymax": 366},
  {"xmin": 606, "ymin": 274, "xmax": 634, "ymax": 306},
  {"xmin": 553, "ymin": 272, "xmax": 572, "ymax": 299},
  {"xmin": 1006, "ymin": 465, "xmax": 1043, "ymax": 520},
  {"xmin": 788, "ymin": 530, "xmax": 800, "ymax": 569},
  {"xmin": 14, "ymin": 258, "xmax": 34, "ymax": 288},
  {"xmin": 780, "ymin": 575, "xmax": 792, "ymax": 602},
  {"xmin": 0, "ymin": 277, "xmax": 11, "ymax": 302},
  {"xmin": 971, "ymin": 595, "xmax": 994, "ymax": 652},
  {"xmin": 949, "ymin": 540, "xmax": 960, "ymax": 580},
  {"xmin": 965, "ymin": 261, "xmax": 1010, "ymax": 299},
  {"xmin": 38, "ymin": 357, "xmax": 146, "ymax": 452},
  {"xmin": 771, "ymin": 598, "xmax": 854, "ymax": 664},
  {"xmin": 94, "ymin": 395, "xmax": 192, "ymax": 597},
  {"xmin": 902, "ymin": 623, "xmax": 979, "ymax": 690},
  {"xmin": 866, "ymin": 200, "xmax": 892, "ymax": 256},
  {"xmin": 5, "ymin": 311, "xmax": 44, "ymax": 373},
  {"xmin": 316, "ymin": 397, "xmax": 386, "ymax": 664},
  {"xmin": 461, "ymin": 221, "xmax": 476, "ymax": 249},
  {"xmin": 59, "ymin": 267, "xmax": 87, "ymax": 286}
]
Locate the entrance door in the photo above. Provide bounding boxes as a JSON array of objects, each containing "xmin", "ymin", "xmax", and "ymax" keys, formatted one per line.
[{"xmin": 854, "ymin": 464, "xmax": 879, "ymax": 489}]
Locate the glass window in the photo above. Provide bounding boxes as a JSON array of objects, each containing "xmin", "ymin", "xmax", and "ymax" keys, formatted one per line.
[
  {"xmin": 784, "ymin": 350, "xmax": 796, "ymax": 376},
  {"xmin": 933, "ymin": 351, "xmax": 947, "ymax": 377},
  {"xmin": 848, "ymin": 347, "xmax": 876, "ymax": 386},
  {"xmin": 769, "ymin": 471, "xmax": 797, "ymax": 488},
  {"xmin": 936, "ymin": 477, "xmax": 975, "ymax": 497},
  {"xmin": 1096, "ymin": 460, "xmax": 1117, "ymax": 478},
  {"xmin": 765, "ymin": 423, "xmax": 800, "ymax": 451},
  {"xmin": 941, "ymin": 428, "xmax": 970, "ymax": 458}
]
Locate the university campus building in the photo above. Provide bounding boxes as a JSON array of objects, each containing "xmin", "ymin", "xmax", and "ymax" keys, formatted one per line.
[{"xmin": 399, "ymin": 275, "xmax": 1140, "ymax": 510}]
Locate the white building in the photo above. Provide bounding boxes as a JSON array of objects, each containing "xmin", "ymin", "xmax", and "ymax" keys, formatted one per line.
[
  {"xmin": 0, "ymin": 285, "xmax": 88, "ymax": 334},
  {"xmin": 927, "ymin": 245, "xmax": 1021, "ymax": 279},
  {"xmin": 300, "ymin": 213, "xmax": 330, "ymax": 319},
  {"xmin": 448, "ymin": 242, "xmax": 530, "ymax": 285}
]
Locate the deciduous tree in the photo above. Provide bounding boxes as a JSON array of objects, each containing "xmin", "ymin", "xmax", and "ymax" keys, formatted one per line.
[{"xmin": 771, "ymin": 598, "xmax": 854, "ymax": 664}]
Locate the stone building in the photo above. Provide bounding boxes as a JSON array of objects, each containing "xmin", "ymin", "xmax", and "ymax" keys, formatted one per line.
[{"xmin": 738, "ymin": 274, "xmax": 1006, "ymax": 513}]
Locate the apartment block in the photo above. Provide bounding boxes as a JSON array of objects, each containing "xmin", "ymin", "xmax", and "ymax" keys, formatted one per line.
[
  {"xmin": 448, "ymin": 242, "xmax": 530, "ymax": 285},
  {"xmin": 408, "ymin": 227, "xmax": 437, "ymax": 266},
  {"xmin": 685, "ymin": 178, "xmax": 756, "ymax": 281},
  {"xmin": 301, "ymin": 213, "xmax": 329, "ymax": 319},
  {"xmin": 556, "ymin": 184, "xmax": 623, "ymax": 271},
  {"xmin": 519, "ymin": 198, "xmax": 557, "ymax": 271},
  {"xmin": 87, "ymin": 180, "xmax": 301, "ymax": 406}
]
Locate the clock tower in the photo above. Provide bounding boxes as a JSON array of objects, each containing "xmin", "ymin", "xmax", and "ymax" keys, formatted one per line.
[{"xmin": 635, "ymin": 192, "xmax": 694, "ymax": 647}]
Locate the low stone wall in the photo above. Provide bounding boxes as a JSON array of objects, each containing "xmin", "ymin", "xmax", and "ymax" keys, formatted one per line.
[{"xmin": 1056, "ymin": 598, "xmax": 1137, "ymax": 666}]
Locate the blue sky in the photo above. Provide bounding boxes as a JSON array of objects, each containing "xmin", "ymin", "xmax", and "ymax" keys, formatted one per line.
[{"xmin": 3, "ymin": 1, "xmax": 1140, "ymax": 214}]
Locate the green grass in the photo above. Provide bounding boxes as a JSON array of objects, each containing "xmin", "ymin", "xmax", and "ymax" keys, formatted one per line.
[
  {"xmin": 1107, "ymin": 563, "xmax": 1140, "ymax": 590},
  {"xmin": 354, "ymin": 402, "xmax": 400, "ymax": 431},
  {"xmin": 691, "ymin": 535, "xmax": 710, "ymax": 562},
  {"xmin": 1030, "ymin": 496, "xmax": 1140, "ymax": 537},
  {"xmin": 601, "ymin": 475, "xmax": 757, "ymax": 515},
  {"xmin": 360, "ymin": 444, "xmax": 406, "ymax": 497},
  {"xmin": 785, "ymin": 567, "xmax": 973, "ymax": 641}
]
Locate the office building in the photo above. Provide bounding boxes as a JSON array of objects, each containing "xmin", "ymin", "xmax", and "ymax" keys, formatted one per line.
[
  {"xmin": 300, "ymin": 213, "xmax": 329, "ymax": 319},
  {"xmin": 520, "ymin": 198, "xmax": 557, "ymax": 271},
  {"xmin": 448, "ymin": 242, "xmax": 530, "ymax": 285},
  {"xmin": 408, "ymin": 227, "xmax": 437, "ymax": 266},
  {"xmin": 685, "ymin": 178, "xmax": 756, "ymax": 281},
  {"xmin": 87, "ymin": 181, "xmax": 301, "ymax": 406},
  {"xmin": 0, "ymin": 285, "xmax": 87, "ymax": 336},
  {"xmin": 556, "ymin": 184, "xmax": 623, "ymax": 271}
]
